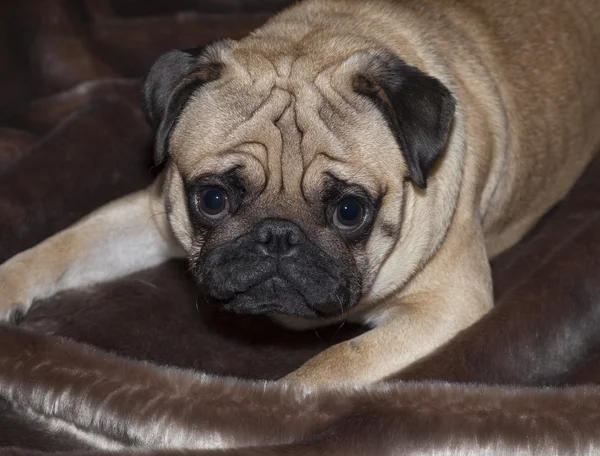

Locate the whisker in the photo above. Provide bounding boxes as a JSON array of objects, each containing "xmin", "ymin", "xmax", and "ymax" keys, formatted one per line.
[
  {"xmin": 146, "ymin": 211, "xmax": 167, "ymax": 224},
  {"xmin": 135, "ymin": 279, "xmax": 159, "ymax": 290},
  {"xmin": 331, "ymin": 292, "xmax": 349, "ymax": 338},
  {"xmin": 332, "ymin": 319, "xmax": 347, "ymax": 338},
  {"xmin": 370, "ymin": 289, "xmax": 392, "ymax": 315}
]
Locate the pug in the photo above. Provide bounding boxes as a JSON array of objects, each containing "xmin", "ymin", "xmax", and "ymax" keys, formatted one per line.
[{"xmin": 1, "ymin": 0, "xmax": 599, "ymax": 386}]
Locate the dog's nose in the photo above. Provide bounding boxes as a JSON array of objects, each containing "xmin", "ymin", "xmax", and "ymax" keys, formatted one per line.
[{"xmin": 254, "ymin": 218, "xmax": 305, "ymax": 257}]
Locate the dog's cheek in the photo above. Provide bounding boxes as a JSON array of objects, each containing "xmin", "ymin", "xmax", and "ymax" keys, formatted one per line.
[
  {"xmin": 346, "ymin": 247, "xmax": 370, "ymax": 292},
  {"xmin": 189, "ymin": 222, "xmax": 252, "ymax": 282},
  {"xmin": 313, "ymin": 234, "xmax": 364, "ymax": 305},
  {"xmin": 164, "ymin": 166, "xmax": 196, "ymax": 253},
  {"xmin": 356, "ymin": 214, "xmax": 402, "ymax": 288}
]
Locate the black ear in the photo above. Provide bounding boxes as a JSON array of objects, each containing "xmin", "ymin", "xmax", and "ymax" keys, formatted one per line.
[
  {"xmin": 353, "ymin": 53, "xmax": 456, "ymax": 188},
  {"xmin": 142, "ymin": 43, "xmax": 223, "ymax": 165}
]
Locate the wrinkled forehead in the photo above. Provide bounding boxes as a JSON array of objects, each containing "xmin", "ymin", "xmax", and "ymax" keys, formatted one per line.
[{"xmin": 169, "ymin": 37, "xmax": 405, "ymax": 197}]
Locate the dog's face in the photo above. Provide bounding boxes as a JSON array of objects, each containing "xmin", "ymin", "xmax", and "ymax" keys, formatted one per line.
[{"xmin": 143, "ymin": 35, "xmax": 455, "ymax": 320}]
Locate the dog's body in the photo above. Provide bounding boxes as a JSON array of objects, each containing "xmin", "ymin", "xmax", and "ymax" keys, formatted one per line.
[{"xmin": 1, "ymin": 0, "xmax": 599, "ymax": 386}]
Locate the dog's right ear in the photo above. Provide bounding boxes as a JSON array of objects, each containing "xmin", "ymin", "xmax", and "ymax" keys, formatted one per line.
[{"xmin": 142, "ymin": 43, "xmax": 224, "ymax": 165}]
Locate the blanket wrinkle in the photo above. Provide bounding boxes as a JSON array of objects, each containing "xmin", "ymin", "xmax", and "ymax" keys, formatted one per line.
[{"xmin": 1, "ymin": 0, "xmax": 600, "ymax": 453}]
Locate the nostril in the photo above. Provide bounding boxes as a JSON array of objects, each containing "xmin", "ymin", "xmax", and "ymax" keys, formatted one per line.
[
  {"xmin": 257, "ymin": 229, "xmax": 273, "ymax": 245},
  {"xmin": 279, "ymin": 245, "xmax": 300, "ymax": 258},
  {"xmin": 287, "ymin": 230, "xmax": 303, "ymax": 246}
]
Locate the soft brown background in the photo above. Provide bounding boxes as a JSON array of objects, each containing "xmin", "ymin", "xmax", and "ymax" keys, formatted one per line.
[{"xmin": 1, "ymin": 0, "xmax": 600, "ymax": 451}]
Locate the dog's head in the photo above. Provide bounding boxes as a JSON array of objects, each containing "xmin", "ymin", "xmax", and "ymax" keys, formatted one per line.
[{"xmin": 142, "ymin": 36, "xmax": 456, "ymax": 320}]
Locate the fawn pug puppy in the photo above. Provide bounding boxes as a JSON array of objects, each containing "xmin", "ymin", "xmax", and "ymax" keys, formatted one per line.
[{"xmin": 0, "ymin": 0, "xmax": 599, "ymax": 386}]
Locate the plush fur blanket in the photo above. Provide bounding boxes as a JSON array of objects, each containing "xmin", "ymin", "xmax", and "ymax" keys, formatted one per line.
[{"xmin": 1, "ymin": 1, "xmax": 600, "ymax": 454}]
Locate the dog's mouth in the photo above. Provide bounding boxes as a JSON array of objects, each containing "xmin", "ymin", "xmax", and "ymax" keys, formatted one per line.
[
  {"xmin": 200, "ymin": 267, "xmax": 357, "ymax": 318},
  {"xmin": 194, "ymin": 223, "xmax": 361, "ymax": 319},
  {"xmin": 218, "ymin": 276, "xmax": 331, "ymax": 318}
]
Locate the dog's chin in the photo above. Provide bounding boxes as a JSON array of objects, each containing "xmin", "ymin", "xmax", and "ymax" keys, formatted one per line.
[{"xmin": 216, "ymin": 277, "xmax": 338, "ymax": 319}]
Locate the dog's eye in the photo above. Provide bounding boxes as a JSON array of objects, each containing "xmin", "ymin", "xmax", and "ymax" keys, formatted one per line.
[
  {"xmin": 198, "ymin": 187, "xmax": 229, "ymax": 217},
  {"xmin": 333, "ymin": 197, "xmax": 365, "ymax": 229}
]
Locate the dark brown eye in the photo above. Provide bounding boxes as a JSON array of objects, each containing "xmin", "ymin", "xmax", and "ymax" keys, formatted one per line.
[
  {"xmin": 198, "ymin": 187, "xmax": 229, "ymax": 217},
  {"xmin": 333, "ymin": 197, "xmax": 365, "ymax": 229}
]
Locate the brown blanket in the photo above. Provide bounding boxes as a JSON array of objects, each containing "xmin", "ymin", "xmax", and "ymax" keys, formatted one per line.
[{"xmin": 1, "ymin": 0, "xmax": 600, "ymax": 453}]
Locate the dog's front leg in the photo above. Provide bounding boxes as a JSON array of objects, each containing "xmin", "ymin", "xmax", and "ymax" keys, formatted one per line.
[
  {"xmin": 284, "ymin": 226, "xmax": 494, "ymax": 387},
  {"xmin": 0, "ymin": 176, "xmax": 184, "ymax": 321},
  {"xmin": 283, "ymin": 296, "xmax": 488, "ymax": 386}
]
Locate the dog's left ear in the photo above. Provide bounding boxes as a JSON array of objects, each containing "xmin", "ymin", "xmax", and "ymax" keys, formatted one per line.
[
  {"xmin": 353, "ymin": 52, "xmax": 456, "ymax": 188},
  {"xmin": 142, "ymin": 42, "xmax": 225, "ymax": 165}
]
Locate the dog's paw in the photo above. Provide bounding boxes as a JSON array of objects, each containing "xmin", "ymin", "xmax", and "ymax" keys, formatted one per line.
[
  {"xmin": 0, "ymin": 262, "xmax": 34, "ymax": 325},
  {"xmin": 0, "ymin": 292, "xmax": 31, "ymax": 325},
  {"xmin": 0, "ymin": 305, "xmax": 28, "ymax": 325}
]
